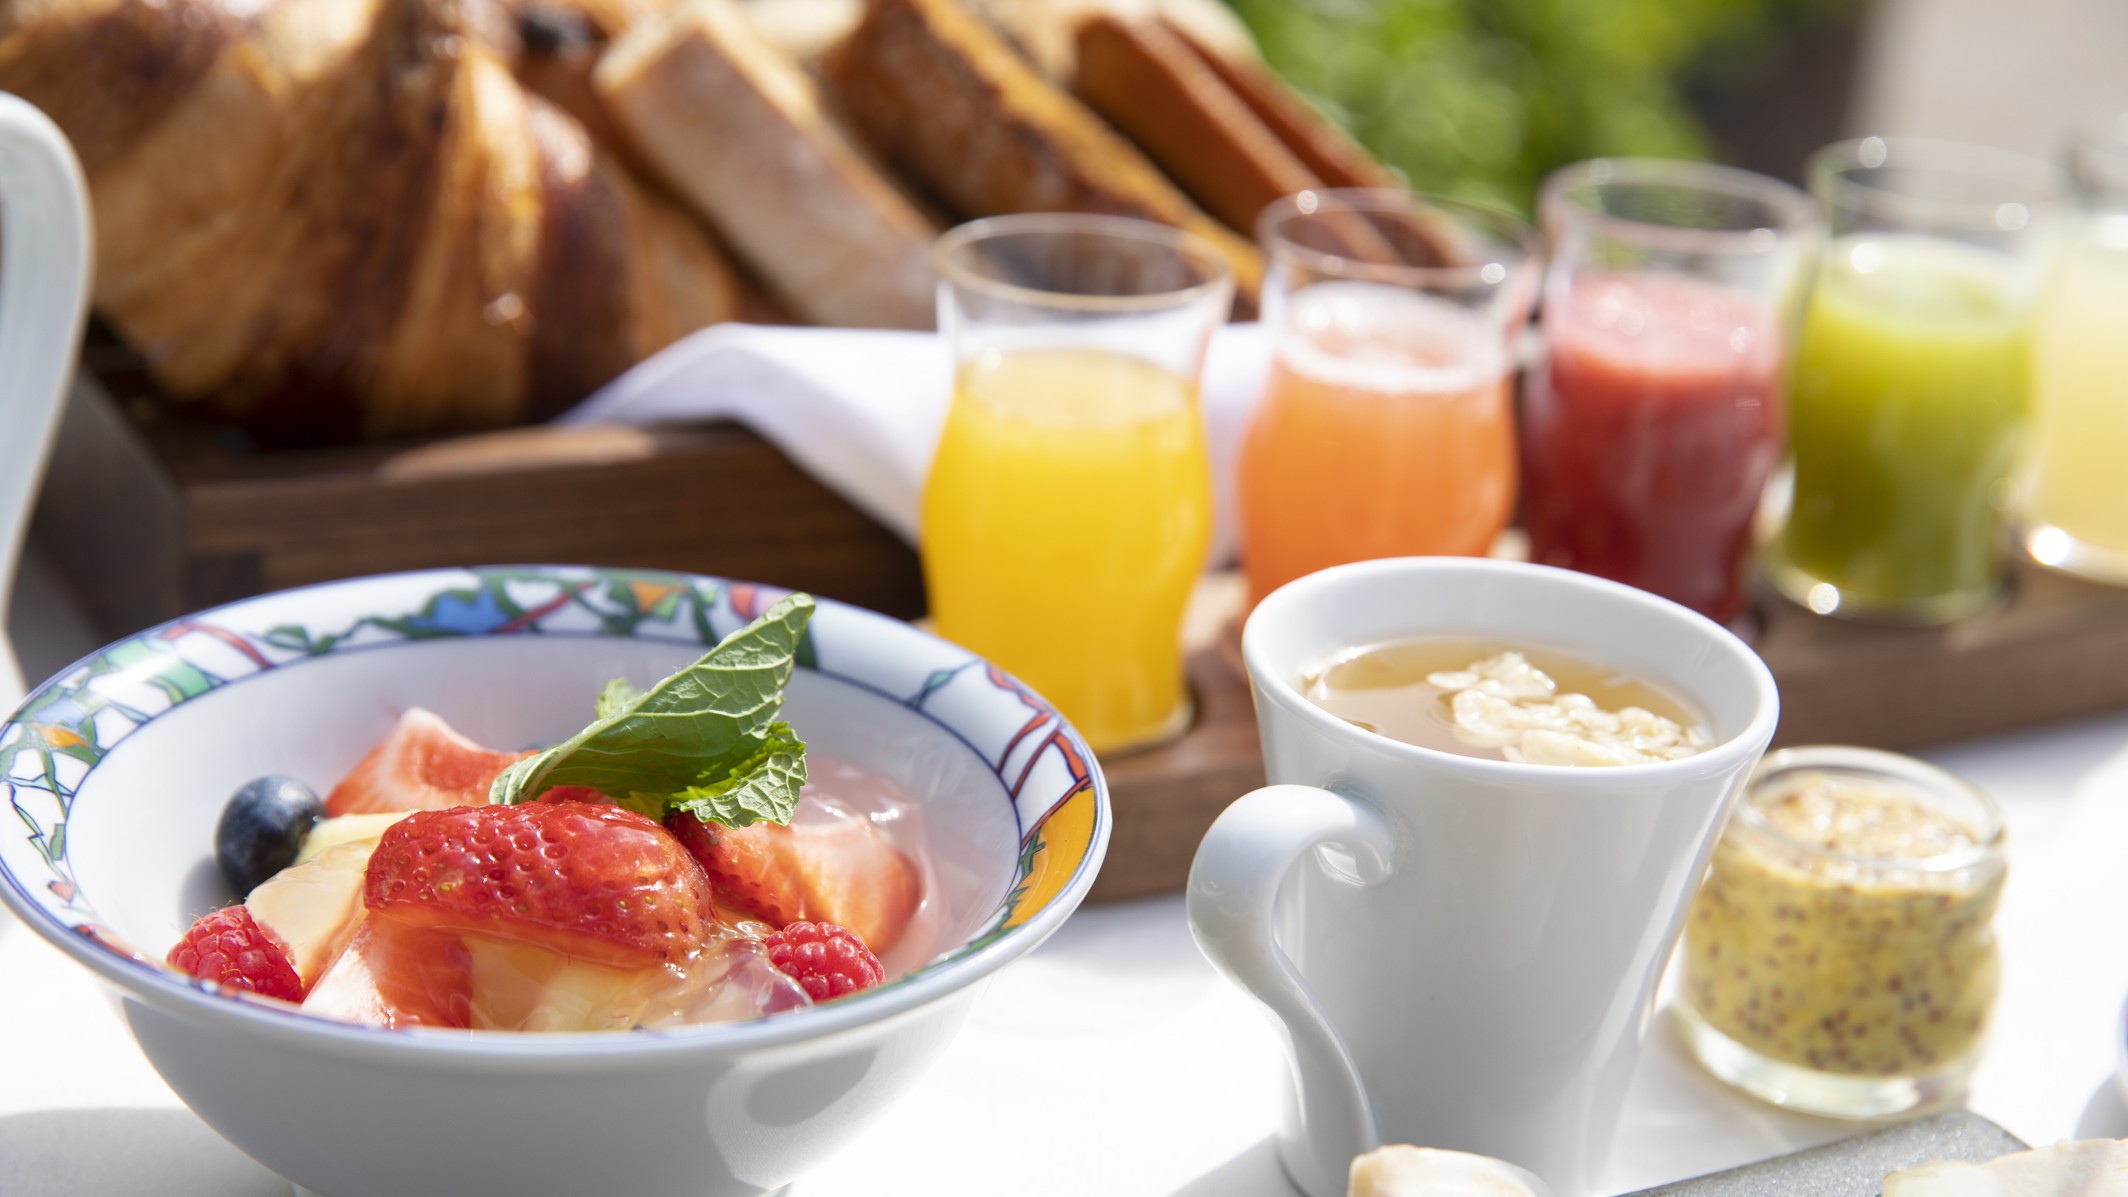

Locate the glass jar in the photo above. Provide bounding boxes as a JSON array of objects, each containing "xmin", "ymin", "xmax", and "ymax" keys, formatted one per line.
[{"xmin": 1675, "ymin": 745, "xmax": 2006, "ymax": 1118}]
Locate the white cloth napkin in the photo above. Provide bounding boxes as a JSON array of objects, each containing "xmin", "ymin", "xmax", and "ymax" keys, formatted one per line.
[{"xmin": 561, "ymin": 322, "xmax": 1272, "ymax": 568}]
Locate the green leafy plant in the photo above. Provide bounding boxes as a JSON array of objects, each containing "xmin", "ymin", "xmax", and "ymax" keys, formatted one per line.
[
  {"xmin": 491, "ymin": 593, "xmax": 813, "ymax": 827},
  {"xmin": 1227, "ymin": 0, "xmax": 1845, "ymax": 213}
]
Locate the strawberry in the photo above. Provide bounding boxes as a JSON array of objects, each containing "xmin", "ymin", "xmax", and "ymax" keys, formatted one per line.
[
  {"xmin": 667, "ymin": 810, "xmax": 921, "ymax": 953},
  {"xmin": 324, "ymin": 707, "xmax": 528, "ymax": 817},
  {"xmin": 664, "ymin": 811, "xmax": 789, "ymax": 920},
  {"xmin": 167, "ymin": 905, "xmax": 306, "ymax": 1002},
  {"xmin": 763, "ymin": 921, "xmax": 884, "ymax": 1002},
  {"xmin": 302, "ymin": 916, "xmax": 473, "ymax": 1029},
  {"xmin": 364, "ymin": 803, "xmax": 713, "ymax": 969}
]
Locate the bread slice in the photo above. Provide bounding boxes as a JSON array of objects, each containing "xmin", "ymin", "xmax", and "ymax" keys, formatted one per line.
[
  {"xmin": 820, "ymin": 0, "xmax": 1262, "ymax": 307},
  {"xmin": 1159, "ymin": 20, "xmax": 1466, "ymax": 268},
  {"xmin": 741, "ymin": 0, "xmax": 864, "ymax": 64},
  {"xmin": 595, "ymin": 0, "xmax": 940, "ymax": 329},
  {"xmin": 961, "ymin": 0, "xmax": 1259, "ymax": 84},
  {"xmin": 1160, "ymin": 16, "xmax": 1400, "ymax": 192},
  {"xmin": 1070, "ymin": 13, "xmax": 1314, "ymax": 235}
]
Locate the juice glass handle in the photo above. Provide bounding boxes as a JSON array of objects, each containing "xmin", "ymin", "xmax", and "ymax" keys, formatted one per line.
[
  {"xmin": 0, "ymin": 94, "xmax": 93, "ymax": 708},
  {"xmin": 1186, "ymin": 783, "xmax": 1396, "ymax": 1197}
]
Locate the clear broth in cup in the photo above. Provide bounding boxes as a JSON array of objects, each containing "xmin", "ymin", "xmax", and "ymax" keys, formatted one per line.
[{"xmin": 1302, "ymin": 638, "xmax": 1709, "ymax": 765}]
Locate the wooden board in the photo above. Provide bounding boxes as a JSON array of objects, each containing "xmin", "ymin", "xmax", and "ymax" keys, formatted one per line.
[
  {"xmin": 35, "ymin": 334, "xmax": 2128, "ymax": 903},
  {"xmin": 35, "ymin": 332, "xmax": 926, "ymax": 637}
]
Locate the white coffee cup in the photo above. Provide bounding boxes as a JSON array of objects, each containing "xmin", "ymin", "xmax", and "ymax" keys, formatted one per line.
[
  {"xmin": 1187, "ymin": 557, "xmax": 1779, "ymax": 1197},
  {"xmin": 0, "ymin": 94, "xmax": 93, "ymax": 707}
]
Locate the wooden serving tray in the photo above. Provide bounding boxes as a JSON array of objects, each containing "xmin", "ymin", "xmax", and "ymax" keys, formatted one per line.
[
  {"xmin": 36, "ymin": 333, "xmax": 926, "ymax": 636},
  {"xmin": 33, "ymin": 336, "xmax": 2128, "ymax": 902}
]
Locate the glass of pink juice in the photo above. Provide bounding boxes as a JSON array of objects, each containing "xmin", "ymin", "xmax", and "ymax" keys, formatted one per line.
[
  {"xmin": 1241, "ymin": 190, "xmax": 1538, "ymax": 606},
  {"xmin": 1524, "ymin": 160, "xmax": 1819, "ymax": 626}
]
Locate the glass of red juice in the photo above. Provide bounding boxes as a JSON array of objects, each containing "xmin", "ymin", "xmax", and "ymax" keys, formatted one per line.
[{"xmin": 1524, "ymin": 160, "xmax": 1820, "ymax": 626}]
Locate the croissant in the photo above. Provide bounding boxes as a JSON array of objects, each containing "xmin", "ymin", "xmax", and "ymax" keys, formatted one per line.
[{"xmin": 0, "ymin": 0, "xmax": 745, "ymax": 441}]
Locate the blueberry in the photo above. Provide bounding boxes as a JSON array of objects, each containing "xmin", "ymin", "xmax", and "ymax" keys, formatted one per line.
[{"xmin": 215, "ymin": 776, "xmax": 324, "ymax": 897}]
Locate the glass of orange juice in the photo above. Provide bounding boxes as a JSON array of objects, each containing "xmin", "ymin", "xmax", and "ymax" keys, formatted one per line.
[
  {"xmin": 923, "ymin": 214, "xmax": 1233, "ymax": 754},
  {"xmin": 1240, "ymin": 189, "xmax": 1539, "ymax": 606}
]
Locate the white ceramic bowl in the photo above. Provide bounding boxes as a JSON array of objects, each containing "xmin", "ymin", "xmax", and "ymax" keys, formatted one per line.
[{"xmin": 0, "ymin": 567, "xmax": 1110, "ymax": 1197}]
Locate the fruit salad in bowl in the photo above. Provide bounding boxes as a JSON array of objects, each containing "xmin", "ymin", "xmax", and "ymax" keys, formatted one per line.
[{"xmin": 0, "ymin": 567, "xmax": 1109, "ymax": 1197}]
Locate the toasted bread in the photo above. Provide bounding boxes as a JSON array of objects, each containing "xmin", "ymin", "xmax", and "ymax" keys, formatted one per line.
[
  {"xmin": 596, "ymin": 0, "xmax": 940, "ymax": 328},
  {"xmin": 1160, "ymin": 16, "xmax": 1400, "ymax": 192},
  {"xmin": 820, "ymin": 0, "xmax": 1262, "ymax": 307},
  {"xmin": 741, "ymin": 0, "xmax": 863, "ymax": 65},
  {"xmin": 1160, "ymin": 21, "xmax": 1464, "ymax": 267},
  {"xmin": 965, "ymin": 0, "xmax": 1258, "ymax": 82},
  {"xmin": 1070, "ymin": 13, "xmax": 1313, "ymax": 235}
]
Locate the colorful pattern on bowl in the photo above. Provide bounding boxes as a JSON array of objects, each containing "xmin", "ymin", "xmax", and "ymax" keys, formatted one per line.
[{"xmin": 0, "ymin": 566, "xmax": 1103, "ymax": 1017}]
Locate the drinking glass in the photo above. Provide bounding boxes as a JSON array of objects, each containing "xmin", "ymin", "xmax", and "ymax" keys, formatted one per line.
[
  {"xmin": 2022, "ymin": 115, "xmax": 2128, "ymax": 582},
  {"xmin": 1768, "ymin": 138, "xmax": 2064, "ymax": 623},
  {"xmin": 1239, "ymin": 189, "xmax": 1538, "ymax": 606},
  {"xmin": 1524, "ymin": 159, "xmax": 1818, "ymax": 628},
  {"xmin": 923, "ymin": 214, "xmax": 1231, "ymax": 754}
]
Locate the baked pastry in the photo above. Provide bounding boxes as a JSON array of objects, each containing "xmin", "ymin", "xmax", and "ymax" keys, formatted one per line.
[
  {"xmin": 1348, "ymin": 1146, "xmax": 1550, "ymax": 1197},
  {"xmin": 820, "ymin": 0, "xmax": 1263, "ymax": 307},
  {"xmin": 597, "ymin": 0, "xmax": 941, "ymax": 329},
  {"xmin": 0, "ymin": 0, "xmax": 745, "ymax": 441}
]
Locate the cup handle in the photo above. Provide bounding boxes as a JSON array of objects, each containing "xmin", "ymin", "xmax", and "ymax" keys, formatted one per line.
[
  {"xmin": 0, "ymin": 94, "xmax": 94, "ymax": 707},
  {"xmin": 1186, "ymin": 783, "xmax": 1397, "ymax": 1197}
]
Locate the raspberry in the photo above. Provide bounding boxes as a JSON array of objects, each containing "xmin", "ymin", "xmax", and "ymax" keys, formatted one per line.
[
  {"xmin": 763, "ymin": 921, "xmax": 884, "ymax": 1002},
  {"xmin": 166, "ymin": 906, "xmax": 306, "ymax": 1002}
]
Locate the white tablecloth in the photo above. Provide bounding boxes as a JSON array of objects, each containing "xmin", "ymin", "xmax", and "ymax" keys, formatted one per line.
[{"xmin": 5, "ymin": 546, "xmax": 2126, "ymax": 1195}]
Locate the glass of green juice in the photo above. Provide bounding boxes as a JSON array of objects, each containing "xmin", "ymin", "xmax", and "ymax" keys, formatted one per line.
[
  {"xmin": 2022, "ymin": 116, "xmax": 2128, "ymax": 583},
  {"xmin": 1768, "ymin": 138, "xmax": 2065, "ymax": 623}
]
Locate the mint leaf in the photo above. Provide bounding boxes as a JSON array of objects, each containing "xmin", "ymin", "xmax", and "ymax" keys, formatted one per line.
[
  {"xmin": 491, "ymin": 594, "xmax": 814, "ymax": 811},
  {"xmin": 670, "ymin": 721, "xmax": 808, "ymax": 828},
  {"xmin": 608, "ymin": 792, "xmax": 669, "ymax": 822},
  {"xmin": 596, "ymin": 678, "xmax": 644, "ymax": 722}
]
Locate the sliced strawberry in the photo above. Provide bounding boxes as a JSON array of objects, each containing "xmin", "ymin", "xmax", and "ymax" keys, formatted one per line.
[
  {"xmin": 167, "ymin": 905, "xmax": 305, "ymax": 1001},
  {"xmin": 364, "ymin": 803, "xmax": 713, "ymax": 970},
  {"xmin": 303, "ymin": 916, "xmax": 472, "ymax": 1029},
  {"xmin": 664, "ymin": 812, "xmax": 794, "ymax": 923},
  {"xmin": 668, "ymin": 811, "xmax": 920, "ymax": 953},
  {"xmin": 324, "ymin": 708, "xmax": 527, "ymax": 817}
]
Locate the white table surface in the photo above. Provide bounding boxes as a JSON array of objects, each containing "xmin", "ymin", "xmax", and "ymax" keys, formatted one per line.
[{"xmin": 5, "ymin": 545, "xmax": 2127, "ymax": 1196}]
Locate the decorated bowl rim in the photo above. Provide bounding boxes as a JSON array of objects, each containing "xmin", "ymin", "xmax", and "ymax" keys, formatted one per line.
[{"xmin": 0, "ymin": 565, "xmax": 1111, "ymax": 1061}]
